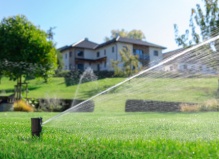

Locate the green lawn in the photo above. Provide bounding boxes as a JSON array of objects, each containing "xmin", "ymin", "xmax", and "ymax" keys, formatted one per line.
[
  {"xmin": 1, "ymin": 77, "xmax": 219, "ymax": 158},
  {"xmin": 1, "ymin": 112, "xmax": 219, "ymax": 158},
  {"xmin": 0, "ymin": 77, "xmax": 124, "ymax": 99},
  {"xmin": 1, "ymin": 77, "xmax": 218, "ymax": 104}
]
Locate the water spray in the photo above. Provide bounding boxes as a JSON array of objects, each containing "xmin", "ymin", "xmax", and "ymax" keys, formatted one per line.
[
  {"xmin": 42, "ymin": 34, "xmax": 219, "ymax": 125},
  {"xmin": 31, "ymin": 117, "xmax": 42, "ymax": 137}
]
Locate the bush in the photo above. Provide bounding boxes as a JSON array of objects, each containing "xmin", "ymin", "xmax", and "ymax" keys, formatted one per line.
[
  {"xmin": 180, "ymin": 99, "xmax": 219, "ymax": 112},
  {"xmin": 180, "ymin": 104, "xmax": 200, "ymax": 112},
  {"xmin": 64, "ymin": 70, "xmax": 82, "ymax": 86},
  {"xmin": 54, "ymin": 70, "xmax": 70, "ymax": 77},
  {"xmin": 199, "ymin": 99, "xmax": 219, "ymax": 111},
  {"xmin": 13, "ymin": 100, "xmax": 34, "ymax": 112}
]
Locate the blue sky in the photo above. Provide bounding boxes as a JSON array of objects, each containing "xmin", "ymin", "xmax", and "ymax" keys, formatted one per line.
[{"xmin": 0, "ymin": 0, "xmax": 200, "ymax": 52}]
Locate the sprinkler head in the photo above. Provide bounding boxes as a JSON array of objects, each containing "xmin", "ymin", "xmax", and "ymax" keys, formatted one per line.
[{"xmin": 31, "ymin": 117, "xmax": 42, "ymax": 137}]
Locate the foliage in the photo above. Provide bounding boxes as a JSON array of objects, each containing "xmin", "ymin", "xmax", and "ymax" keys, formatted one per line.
[
  {"xmin": 55, "ymin": 50, "xmax": 64, "ymax": 73},
  {"xmin": 0, "ymin": 15, "xmax": 57, "ymax": 86},
  {"xmin": 105, "ymin": 29, "xmax": 146, "ymax": 41},
  {"xmin": 174, "ymin": 0, "xmax": 219, "ymax": 47},
  {"xmin": 13, "ymin": 100, "xmax": 34, "ymax": 112},
  {"xmin": 179, "ymin": 99, "xmax": 219, "ymax": 112},
  {"xmin": 63, "ymin": 70, "xmax": 83, "ymax": 86},
  {"xmin": 111, "ymin": 47, "xmax": 141, "ymax": 77},
  {"xmin": 199, "ymin": 98, "xmax": 219, "ymax": 111},
  {"xmin": 54, "ymin": 70, "xmax": 70, "ymax": 77},
  {"xmin": 180, "ymin": 103, "xmax": 200, "ymax": 112},
  {"xmin": 174, "ymin": 1, "xmax": 219, "ymax": 75}
]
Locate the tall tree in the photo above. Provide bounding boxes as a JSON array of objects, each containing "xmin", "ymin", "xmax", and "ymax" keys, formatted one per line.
[
  {"xmin": 174, "ymin": 1, "xmax": 219, "ymax": 91},
  {"xmin": 174, "ymin": 0, "xmax": 219, "ymax": 47},
  {"xmin": 46, "ymin": 27, "xmax": 64, "ymax": 73},
  {"xmin": 0, "ymin": 15, "xmax": 57, "ymax": 99},
  {"xmin": 105, "ymin": 29, "xmax": 146, "ymax": 41},
  {"xmin": 111, "ymin": 47, "xmax": 141, "ymax": 77}
]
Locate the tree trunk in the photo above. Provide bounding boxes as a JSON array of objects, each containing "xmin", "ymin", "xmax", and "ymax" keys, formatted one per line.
[{"xmin": 15, "ymin": 76, "xmax": 22, "ymax": 100}]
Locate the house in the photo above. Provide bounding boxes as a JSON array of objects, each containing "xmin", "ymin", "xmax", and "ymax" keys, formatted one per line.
[
  {"xmin": 162, "ymin": 47, "xmax": 218, "ymax": 74},
  {"xmin": 59, "ymin": 36, "xmax": 166, "ymax": 71}
]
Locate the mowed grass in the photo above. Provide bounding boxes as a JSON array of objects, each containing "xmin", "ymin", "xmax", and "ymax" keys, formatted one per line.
[
  {"xmin": 1, "ymin": 77, "xmax": 219, "ymax": 158},
  {"xmin": 1, "ymin": 112, "xmax": 219, "ymax": 158},
  {"xmin": 1, "ymin": 76, "xmax": 218, "ymax": 104},
  {"xmin": 0, "ymin": 77, "xmax": 124, "ymax": 99}
]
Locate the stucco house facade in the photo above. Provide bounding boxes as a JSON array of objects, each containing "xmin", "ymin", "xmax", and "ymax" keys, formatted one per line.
[{"xmin": 59, "ymin": 36, "xmax": 166, "ymax": 71}]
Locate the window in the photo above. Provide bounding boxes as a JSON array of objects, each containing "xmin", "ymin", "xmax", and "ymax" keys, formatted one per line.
[
  {"xmin": 77, "ymin": 64, "xmax": 84, "ymax": 71},
  {"xmin": 154, "ymin": 50, "xmax": 159, "ymax": 56},
  {"xmin": 104, "ymin": 62, "xmax": 107, "ymax": 68},
  {"xmin": 69, "ymin": 51, "xmax": 72, "ymax": 57},
  {"xmin": 97, "ymin": 51, "xmax": 100, "ymax": 57},
  {"xmin": 112, "ymin": 46, "xmax": 114, "ymax": 53},
  {"xmin": 133, "ymin": 49, "xmax": 143, "ymax": 59},
  {"xmin": 69, "ymin": 64, "xmax": 72, "ymax": 69},
  {"xmin": 183, "ymin": 64, "xmax": 187, "ymax": 69},
  {"xmin": 65, "ymin": 53, "xmax": 67, "ymax": 59},
  {"xmin": 77, "ymin": 51, "xmax": 84, "ymax": 57},
  {"xmin": 104, "ymin": 49, "xmax": 106, "ymax": 55}
]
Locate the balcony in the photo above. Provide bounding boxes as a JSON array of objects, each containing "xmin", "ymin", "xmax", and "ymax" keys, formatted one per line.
[{"xmin": 133, "ymin": 52, "xmax": 149, "ymax": 60}]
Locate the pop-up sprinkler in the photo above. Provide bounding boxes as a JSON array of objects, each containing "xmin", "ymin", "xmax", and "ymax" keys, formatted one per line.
[{"xmin": 31, "ymin": 117, "xmax": 42, "ymax": 137}]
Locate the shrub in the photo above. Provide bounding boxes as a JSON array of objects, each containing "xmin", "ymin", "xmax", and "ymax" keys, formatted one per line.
[
  {"xmin": 180, "ymin": 104, "xmax": 200, "ymax": 112},
  {"xmin": 54, "ymin": 70, "xmax": 70, "ymax": 77},
  {"xmin": 13, "ymin": 100, "xmax": 34, "ymax": 112},
  {"xmin": 199, "ymin": 99, "xmax": 219, "ymax": 111},
  {"xmin": 64, "ymin": 70, "xmax": 82, "ymax": 86}
]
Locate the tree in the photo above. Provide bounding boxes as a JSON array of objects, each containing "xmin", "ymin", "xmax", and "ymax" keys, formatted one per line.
[
  {"xmin": 174, "ymin": 0, "xmax": 219, "ymax": 47},
  {"xmin": 46, "ymin": 27, "xmax": 64, "ymax": 73},
  {"xmin": 111, "ymin": 47, "xmax": 141, "ymax": 77},
  {"xmin": 174, "ymin": 1, "xmax": 219, "ymax": 91},
  {"xmin": 0, "ymin": 15, "xmax": 57, "ymax": 100},
  {"xmin": 105, "ymin": 29, "xmax": 146, "ymax": 41}
]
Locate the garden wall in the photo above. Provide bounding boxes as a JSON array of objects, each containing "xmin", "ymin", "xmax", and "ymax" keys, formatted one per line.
[
  {"xmin": 0, "ymin": 96, "xmax": 94, "ymax": 112},
  {"xmin": 37, "ymin": 98, "xmax": 94, "ymax": 112},
  {"xmin": 125, "ymin": 99, "xmax": 196, "ymax": 112}
]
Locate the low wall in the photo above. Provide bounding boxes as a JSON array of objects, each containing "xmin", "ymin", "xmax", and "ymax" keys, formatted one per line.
[
  {"xmin": 125, "ymin": 100, "xmax": 197, "ymax": 112},
  {"xmin": 36, "ymin": 98, "xmax": 94, "ymax": 112},
  {"xmin": 0, "ymin": 96, "xmax": 94, "ymax": 112}
]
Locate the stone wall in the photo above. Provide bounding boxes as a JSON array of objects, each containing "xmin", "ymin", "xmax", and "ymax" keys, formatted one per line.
[
  {"xmin": 125, "ymin": 99, "xmax": 196, "ymax": 112},
  {"xmin": 0, "ymin": 96, "xmax": 94, "ymax": 112},
  {"xmin": 37, "ymin": 98, "xmax": 95, "ymax": 112}
]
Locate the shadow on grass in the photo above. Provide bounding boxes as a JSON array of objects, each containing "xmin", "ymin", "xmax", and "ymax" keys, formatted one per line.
[
  {"xmin": 80, "ymin": 85, "xmax": 114, "ymax": 99},
  {"xmin": 0, "ymin": 86, "xmax": 41, "ymax": 96},
  {"xmin": 0, "ymin": 88, "xmax": 14, "ymax": 94},
  {"xmin": 28, "ymin": 86, "xmax": 41, "ymax": 91}
]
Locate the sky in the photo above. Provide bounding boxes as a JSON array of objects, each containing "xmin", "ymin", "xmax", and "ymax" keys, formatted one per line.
[{"xmin": 0, "ymin": 0, "xmax": 201, "ymax": 52}]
